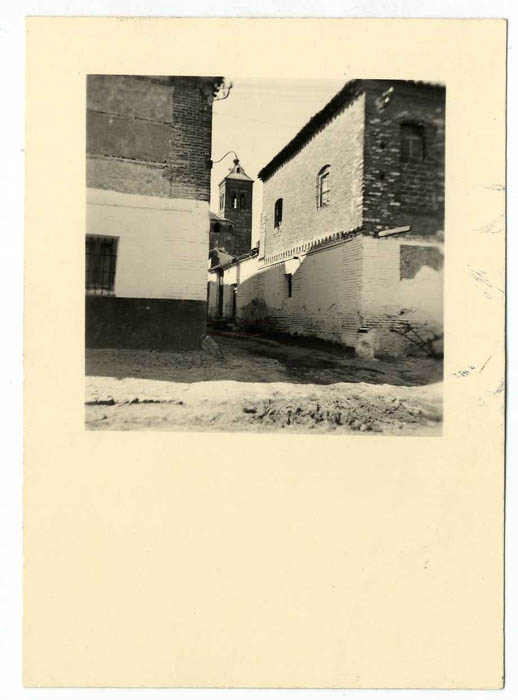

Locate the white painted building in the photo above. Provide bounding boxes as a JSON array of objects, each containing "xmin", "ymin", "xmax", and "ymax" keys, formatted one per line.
[
  {"xmin": 86, "ymin": 75, "xmax": 224, "ymax": 350},
  {"xmin": 207, "ymin": 249, "xmax": 259, "ymax": 323}
]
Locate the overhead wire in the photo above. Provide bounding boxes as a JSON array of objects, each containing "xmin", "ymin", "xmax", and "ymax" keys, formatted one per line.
[{"xmin": 212, "ymin": 111, "xmax": 301, "ymax": 129}]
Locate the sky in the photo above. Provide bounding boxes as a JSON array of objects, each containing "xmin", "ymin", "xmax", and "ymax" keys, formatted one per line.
[{"xmin": 210, "ymin": 77, "xmax": 347, "ymax": 245}]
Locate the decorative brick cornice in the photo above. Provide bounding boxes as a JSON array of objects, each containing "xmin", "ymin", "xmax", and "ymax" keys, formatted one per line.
[{"xmin": 263, "ymin": 227, "xmax": 362, "ymax": 266}]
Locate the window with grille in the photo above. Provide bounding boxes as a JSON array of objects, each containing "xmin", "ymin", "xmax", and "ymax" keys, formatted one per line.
[
  {"xmin": 86, "ymin": 235, "xmax": 118, "ymax": 295},
  {"xmin": 317, "ymin": 165, "xmax": 331, "ymax": 208},
  {"xmin": 274, "ymin": 198, "xmax": 283, "ymax": 228},
  {"xmin": 400, "ymin": 122, "xmax": 426, "ymax": 162}
]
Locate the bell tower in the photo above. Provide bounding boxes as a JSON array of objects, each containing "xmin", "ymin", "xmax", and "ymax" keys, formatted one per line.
[{"xmin": 218, "ymin": 158, "xmax": 254, "ymax": 257}]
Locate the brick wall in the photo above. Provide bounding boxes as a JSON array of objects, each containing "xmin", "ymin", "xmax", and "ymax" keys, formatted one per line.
[
  {"xmin": 168, "ymin": 78, "xmax": 216, "ymax": 201},
  {"xmin": 85, "ymin": 75, "xmax": 220, "ymax": 350},
  {"xmin": 221, "ymin": 179, "xmax": 254, "ymax": 255},
  {"xmin": 235, "ymin": 232, "xmax": 443, "ymax": 357},
  {"xmin": 359, "ymin": 235, "xmax": 443, "ymax": 357},
  {"xmin": 362, "ymin": 81, "xmax": 445, "ymax": 239},
  {"xmin": 86, "ymin": 75, "xmax": 217, "ymax": 202},
  {"xmin": 248, "ymin": 80, "xmax": 445, "ymax": 357},
  {"xmin": 260, "ymin": 93, "xmax": 365, "ymax": 263},
  {"xmin": 237, "ymin": 237, "xmax": 363, "ymax": 347}
]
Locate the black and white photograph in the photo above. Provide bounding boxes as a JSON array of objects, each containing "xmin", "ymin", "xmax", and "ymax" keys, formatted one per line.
[
  {"xmin": 19, "ymin": 13, "xmax": 507, "ymax": 692},
  {"xmin": 85, "ymin": 75, "xmax": 445, "ymax": 434}
]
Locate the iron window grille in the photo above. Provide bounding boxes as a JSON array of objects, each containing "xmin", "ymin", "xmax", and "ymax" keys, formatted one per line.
[{"xmin": 86, "ymin": 235, "xmax": 118, "ymax": 295}]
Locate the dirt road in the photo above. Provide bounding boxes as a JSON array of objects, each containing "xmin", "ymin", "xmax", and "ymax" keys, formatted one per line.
[{"xmin": 86, "ymin": 330, "xmax": 443, "ymax": 434}]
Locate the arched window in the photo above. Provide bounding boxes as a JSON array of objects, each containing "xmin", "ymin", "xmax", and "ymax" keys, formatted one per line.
[
  {"xmin": 316, "ymin": 165, "xmax": 330, "ymax": 208},
  {"xmin": 400, "ymin": 122, "xmax": 425, "ymax": 162},
  {"xmin": 219, "ymin": 193, "xmax": 224, "ymax": 211},
  {"xmin": 274, "ymin": 198, "xmax": 283, "ymax": 228},
  {"xmin": 239, "ymin": 193, "xmax": 246, "ymax": 208},
  {"xmin": 231, "ymin": 193, "xmax": 238, "ymax": 209}
]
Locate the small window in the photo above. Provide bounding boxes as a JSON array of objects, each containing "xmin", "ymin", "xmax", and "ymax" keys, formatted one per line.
[
  {"xmin": 317, "ymin": 165, "xmax": 331, "ymax": 208},
  {"xmin": 86, "ymin": 235, "xmax": 118, "ymax": 295},
  {"xmin": 274, "ymin": 198, "xmax": 283, "ymax": 228},
  {"xmin": 400, "ymin": 122, "xmax": 425, "ymax": 162},
  {"xmin": 219, "ymin": 193, "xmax": 225, "ymax": 211},
  {"xmin": 228, "ymin": 225, "xmax": 233, "ymax": 233},
  {"xmin": 231, "ymin": 193, "xmax": 238, "ymax": 209},
  {"xmin": 239, "ymin": 193, "xmax": 246, "ymax": 208},
  {"xmin": 285, "ymin": 273, "xmax": 293, "ymax": 298},
  {"xmin": 213, "ymin": 222, "xmax": 220, "ymax": 233}
]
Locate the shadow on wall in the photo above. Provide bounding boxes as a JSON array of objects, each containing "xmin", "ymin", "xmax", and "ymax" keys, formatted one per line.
[
  {"xmin": 234, "ymin": 239, "xmax": 444, "ymax": 360},
  {"xmin": 234, "ymin": 253, "xmax": 359, "ymax": 348},
  {"xmin": 86, "ymin": 239, "xmax": 444, "ymax": 385},
  {"xmin": 238, "ymin": 296, "xmax": 268, "ymax": 330}
]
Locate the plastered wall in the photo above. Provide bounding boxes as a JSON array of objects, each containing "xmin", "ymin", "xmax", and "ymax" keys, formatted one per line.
[
  {"xmin": 207, "ymin": 273, "xmax": 219, "ymax": 319},
  {"xmin": 87, "ymin": 188, "xmax": 209, "ymax": 301},
  {"xmin": 207, "ymin": 255, "xmax": 259, "ymax": 321},
  {"xmin": 359, "ymin": 235, "xmax": 444, "ymax": 357}
]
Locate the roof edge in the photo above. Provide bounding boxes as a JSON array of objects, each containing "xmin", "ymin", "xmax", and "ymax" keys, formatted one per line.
[{"xmin": 258, "ymin": 79, "xmax": 445, "ymax": 182}]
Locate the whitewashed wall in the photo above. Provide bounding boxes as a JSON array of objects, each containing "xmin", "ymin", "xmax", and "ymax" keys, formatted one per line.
[
  {"xmin": 238, "ymin": 255, "xmax": 259, "ymax": 284},
  {"xmin": 207, "ymin": 255, "xmax": 260, "ymax": 321},
  {"xmin": 236, "ymin": 235, "xmax": 443, "ymax": 357},
  {"xmin": 87, "ymin": 188, "xmax": 209, "ymax": 301},
  {"xmin": 237, "ymin": 238, "xmax": 363, "ymax": 346},
  {"xmin": 360, "ymin": 235, "xmax": 444, "ymax": 356}
]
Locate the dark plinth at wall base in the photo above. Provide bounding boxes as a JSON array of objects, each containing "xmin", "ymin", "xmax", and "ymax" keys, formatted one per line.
[{"xmin": 86, "ymin": 296, "xmax": 207, "ymax": 350}]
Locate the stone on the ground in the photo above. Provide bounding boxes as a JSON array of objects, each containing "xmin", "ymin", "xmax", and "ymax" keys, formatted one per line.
[{"xmin": 201, "ymin": 335, "xmax": 224, "ymax": 359}]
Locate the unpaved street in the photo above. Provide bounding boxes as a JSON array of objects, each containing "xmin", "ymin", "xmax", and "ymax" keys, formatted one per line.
[{"xmin": 86, "ymin": 330, "xmax": 443, "ymax": 434}]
